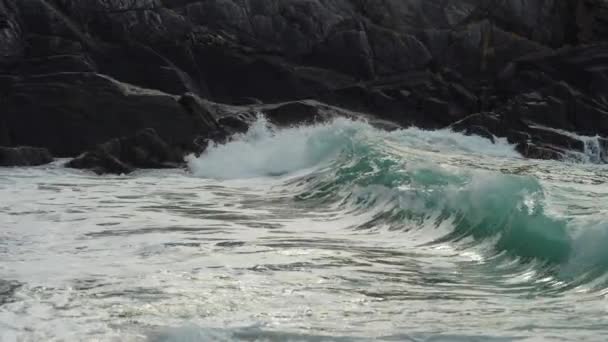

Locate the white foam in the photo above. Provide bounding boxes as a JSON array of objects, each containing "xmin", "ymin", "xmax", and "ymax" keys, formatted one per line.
[
  {"xmin": 388, "ymin": 127, "xmax": 521, "ymax": 158},
  {"xmin": 187, "ymin": 116, "xmax": 355, "ymax": 179},
  {"xmin": 187, "ymin": 116, "xmax": 521, "ymax": 179}
]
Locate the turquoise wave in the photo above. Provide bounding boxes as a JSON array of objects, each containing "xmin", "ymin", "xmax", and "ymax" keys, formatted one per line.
[{"xmin": 190, "ymin": 116, "xmax": 608, "ymax": 290}]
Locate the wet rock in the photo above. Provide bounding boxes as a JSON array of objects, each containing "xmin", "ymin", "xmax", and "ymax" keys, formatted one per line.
[
  {"xmin": 264, "ymin": 101, "xmax": 330, "ymax": 127},
  {"xmin": 517, "ymin": 143, "xmax": 566, "ymax": 161},
  {"xmin": 459, "ymin": 125, "xmax": 496, "ymax": 143},
  {"xmin": 217, "ymin": 116, "xmax": 251, "ymax": 134},
  {"xmin": 600, "ymin": 137, "xmax": 608, "ymax": 162},
  {"xmin": 4, "ymin": 73, "xmax": 217, "ymax": 157},
  {"xmin": 67, "ymin": 128, "xmax": 182, "ymax": 175},
  {"xmin": 2, "ymin": 0, "xmax": 608, "ymax": 165},
  {"xmin": 66, "ymin": 150, "xmax": 134, "ymax": 175},
  {"xmin": 0, "ymin": 146, "xmax": 53, "ymax": 166}
]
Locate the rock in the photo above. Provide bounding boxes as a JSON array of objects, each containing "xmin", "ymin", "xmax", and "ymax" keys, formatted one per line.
[
  {"xmin": 525, "ymin": 126, "xmax": 585, "ymax": 152},
  {"xmin": 0, "ymin": 0, "xmax": 23, "ymax": 66},
  {"xmin": 2, "ymin": 0, "xmax": 608, "ymax": 166},
  {"xmin": 452, "ymin": 113, "xmax": 508, "ymax": 138},
  {"xmin": 600, "ymin": 137, "xmax": 608, "ymax": 162},
  {"xmin": 217, "ymin": 116, "xmax": 251, "ymax": 134},
  {"xmin": 459, "ymin": 125, "xmax": 496, "ymax": 143},
  {"xmin": 307, "ymin": 27, "xmax": 374, "ymax": 79},
  {"xmin": 264, "ymin": 101, "xmax": 330, "ymax": 127},
  {"xmin": 517, "ymin": 143, "xmax": 567, "ymax": 161},
  {"xmin": 4, "ymin": 73, "xmax": 219, "ymax": 157},
  {"xmin": 0, "ymin": 146, "xmax": 53, "ymax": 166},
  {"xmin": 66, "ymin": 128, "xmax": 182, "ymax": 174},
  {"xmin": 66, "ymin": 150, "xmax": 134, "ymax": 175}
]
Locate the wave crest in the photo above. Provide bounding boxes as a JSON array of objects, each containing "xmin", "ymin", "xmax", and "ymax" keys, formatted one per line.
[
  {"xmin": 188, "ymin": 116, "xmax": 519, "ymax": 179},
  {"xmin": 188, "ymin": 116, "xmax": 608, "ymax": 290}
]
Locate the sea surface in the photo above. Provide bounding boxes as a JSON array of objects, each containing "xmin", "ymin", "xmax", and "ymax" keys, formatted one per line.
[{"xmin": 1, "ymin": 118, "xmax": 608, "ymax": 341}]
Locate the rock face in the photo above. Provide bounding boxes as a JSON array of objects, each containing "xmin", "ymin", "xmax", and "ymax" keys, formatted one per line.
[
  {"xmin": 3, "ymin": 73, "xmax": 220, "ymax": 157},
  {"xmin": 2, "ymin": 0, "xmax": 608, "ymax": 168}
]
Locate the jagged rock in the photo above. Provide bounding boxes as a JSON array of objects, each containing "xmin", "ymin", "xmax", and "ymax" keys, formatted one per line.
[{"xmin": 0, "ymin": 146, "xmax": 53, "ymax": 166}]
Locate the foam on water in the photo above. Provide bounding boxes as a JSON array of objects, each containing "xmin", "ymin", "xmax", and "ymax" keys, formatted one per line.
[
  {"xmin": 189, "ymin": 117, "xmax": 608, "ymax": 284},
  {"xmin": 188, "ymin": 117, "xmax": 520, "ymax": 180},
  {"xmin": 187, "ymin": 116, "xmax": 348, "ymax": 179},
  {"xmin": 2, "ymin": 117, "xmax": 608, "ymax": 341}
]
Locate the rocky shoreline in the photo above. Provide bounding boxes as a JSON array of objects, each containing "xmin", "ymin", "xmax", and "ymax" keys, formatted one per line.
[{"xmin": 2, "ymin": 0, "xmax": 608, "ymax": 173}]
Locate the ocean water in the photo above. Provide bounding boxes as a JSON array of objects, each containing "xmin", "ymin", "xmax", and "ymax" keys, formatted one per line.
[{"xmin": 1, "ymin": 117, "xmax": 608, "ymax": 341}]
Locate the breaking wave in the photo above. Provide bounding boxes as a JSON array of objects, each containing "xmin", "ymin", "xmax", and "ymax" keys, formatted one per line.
[{"xmin": 188, "ymin": 117, "xmax": 608, "ymax": 291}]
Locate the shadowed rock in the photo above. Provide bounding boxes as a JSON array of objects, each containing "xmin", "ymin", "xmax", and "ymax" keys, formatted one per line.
[
  {"xmin": 0, "ymin": 146, "xmax": 53, "ymax": 166},
  {"xmin": 67, "ymin": 128, "xmax": 183, "ymax": 174}
]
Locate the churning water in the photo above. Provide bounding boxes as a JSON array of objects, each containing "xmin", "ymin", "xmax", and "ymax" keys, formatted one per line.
[{"xmin": 2, "ymin": 118, "xmax": 608, "ymax": 341}]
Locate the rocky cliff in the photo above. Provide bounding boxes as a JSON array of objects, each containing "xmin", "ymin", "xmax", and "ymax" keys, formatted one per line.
[{"xmin": 2, "ymin": 0, "xmax": 608, "ymax": 171}]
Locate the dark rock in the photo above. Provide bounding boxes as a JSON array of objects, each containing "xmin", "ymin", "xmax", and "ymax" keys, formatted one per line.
[
  {"xmin": 24, "ymin": 34, "xmax": 84, "ymax": 58},
  {"xmin": 517, "ymin": 143, "xmax": 567, "ymax": 161},
  {"xmin": 451, "ymin": 113, "xmax": 508, "ymax": 138},
  {"xmin": 526, "ymin": 126, "xmax": 585, "ymax": 152},
  {"xmin": 308, "ymin": 27, "xmax": 374, "ymax": 79},
  {"xmin": 66, "ymin": 150, "xmax": 134, "ymax": 175},
  {"xmin": 231, "ymin": 97, "xmax": 263, "ymax": 106},
  {"xmin": 264, "ymin": 101, "xmax": 329, "ymax": 127},
  {"xmin": 0, "ymin": 146, "xmax": 52, "ymax": 166},
  {"xmin": 600, "ymin": 137, "xmax": 608, "ymax": 162},
  {"xmin": 4, "ymin": 73, "xmax": 218, "ymax": 157},
  {"xmin": 459, "ymin": 125, "xmax": 496, "ymax": 143},
  {"xmin": 2, "ymin": 0, "xmax": 608, "ymax": 166},
  {"xmin": 66, "ymin": 128, "xmax": 182, "ymax": 175},
  {"xmin": 19, "ymin": 54, "xmax": 97, "ymax": 75},
  {"xmin": 217, "ymin": 116, "xmax": 251, "ymax": 134},
  {"xmin": 178, "ymin": 93, "xmax": 225, "ymax": 132}
]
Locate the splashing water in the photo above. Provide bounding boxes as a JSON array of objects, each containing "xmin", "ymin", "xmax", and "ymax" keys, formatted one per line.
[
  {"xmin": 188, "ymin": 117, "xmax": 520, "ymax": 180},
  {"xmin": 2, "ymin": 117, "xmax": 608, "ymax": 341}
]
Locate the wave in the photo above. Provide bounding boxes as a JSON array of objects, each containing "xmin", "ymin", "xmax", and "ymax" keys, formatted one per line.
[
  {"xmin": 188, "ymin": 117, "xmax": 608, "ymax": 290},
  {"xmin": 188, "ymin": 116, "xmax": 519, "ymax": 180}
]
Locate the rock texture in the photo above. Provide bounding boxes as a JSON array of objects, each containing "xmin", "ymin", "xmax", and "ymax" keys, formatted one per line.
[
  {"xmin": 0, "ymin": 146, "xmax": 53, "ymax": 166},
  {"xmin": 66, "ymin": 128, "xmax": 184, "ymax": 174},
  {"xmin": 2, "ymin": 0, "xmax": 608, "ymax": 171}
]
